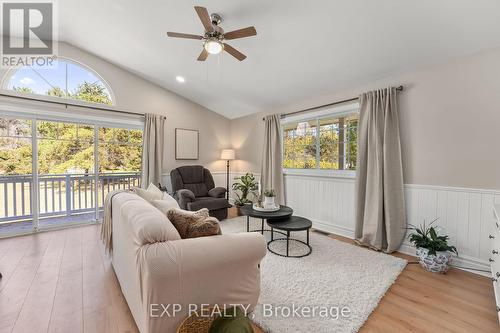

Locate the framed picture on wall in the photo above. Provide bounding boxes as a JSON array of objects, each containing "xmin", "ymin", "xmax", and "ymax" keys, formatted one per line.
[{"xmin": 175, "ymin": 128, "xmax": 199, "ymax": 160}]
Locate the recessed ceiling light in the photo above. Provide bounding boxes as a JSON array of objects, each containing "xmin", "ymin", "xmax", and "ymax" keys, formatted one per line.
[{"xmin": 176, "ymin": 76, "xmax": 185, "ymax": 83}]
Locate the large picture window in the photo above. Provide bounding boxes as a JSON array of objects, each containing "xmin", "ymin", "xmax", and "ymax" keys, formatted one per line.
[
  {"xmin": 0, "ymin": 116, "xmax": 142, "ymax": 235},
  {"xmin": 283, "ymin": 112, "xmax": 358, "ymax": 171}
]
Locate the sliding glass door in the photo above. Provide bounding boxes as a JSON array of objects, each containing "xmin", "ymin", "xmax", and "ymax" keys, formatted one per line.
[
  {"xmin": 36, "ymin": 120, "xmax": 97, "ymax": 229},
  {"xmin": 97, "ymin": 126, "xmax": 142, "ymax": 214},
  {"xmin": 0, "ymin": 116, "xmax": 142, "ymax": 235},
  {"xmin": 0, "ymin": 117, "xmax": 34, "ymax": 233}
]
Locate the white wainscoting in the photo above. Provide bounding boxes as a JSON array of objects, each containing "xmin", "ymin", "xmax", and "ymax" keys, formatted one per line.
[
  {"xmin": 163, "ymin": 169, "xmax": 498, "ymax": 274},
  {"xmin": 284, "ymin": 172, "xmax": 500, "ymax": 274}
]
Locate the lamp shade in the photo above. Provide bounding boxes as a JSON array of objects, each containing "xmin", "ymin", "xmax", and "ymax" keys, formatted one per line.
[{"xmin": 221, "ymin": 149, "xmax": 235, "ymax": 160}]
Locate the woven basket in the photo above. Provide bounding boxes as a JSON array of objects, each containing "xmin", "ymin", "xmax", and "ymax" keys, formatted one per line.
[
  {"xmin": 176, "ymin": 307, "xmax": 257, "ymax": 333},
  {"xmin": 176, "ymin": 309, "xmax": 217, "ymax": 333}
]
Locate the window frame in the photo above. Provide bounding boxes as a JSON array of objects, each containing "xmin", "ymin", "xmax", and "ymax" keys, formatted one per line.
[
  {"xmin": 1, "ymin": 56, "xmax": 116, "ymax": 106},
  {"xmin": 281, "ymin": 102, "xmax": 359, "ymax": 179}
]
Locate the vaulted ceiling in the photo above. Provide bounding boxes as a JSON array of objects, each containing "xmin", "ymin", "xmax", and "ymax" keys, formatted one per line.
[{"xmin": 59, "ymin": 0, "xmax": 500, "ymax": 119}]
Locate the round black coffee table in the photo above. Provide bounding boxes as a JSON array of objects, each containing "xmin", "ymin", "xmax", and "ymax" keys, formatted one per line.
[
  {"xmin": 239, "ymin": 204, "xmax": 293, "ymax": 234},
  {"xmin": 267, "ymin": 216, "xmax": 312, "ymax": 258}
]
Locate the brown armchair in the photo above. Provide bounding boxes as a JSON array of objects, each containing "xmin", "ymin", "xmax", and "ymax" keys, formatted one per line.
[{"xmin": 170, "ymin": 165, "xmax": 230, "ymax": 220}]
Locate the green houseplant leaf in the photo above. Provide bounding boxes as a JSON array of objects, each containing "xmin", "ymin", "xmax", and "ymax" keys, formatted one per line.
[
  {"xmin": 407, "ymin": 218, "xmax": 458, "ymax": 256},
  {"xmin": 232, "ymin": 173, "xmax": 258, "ymax": 206}
]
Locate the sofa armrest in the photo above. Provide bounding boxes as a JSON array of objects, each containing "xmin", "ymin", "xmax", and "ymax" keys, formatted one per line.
[
  {"xmin": 137, "ymin": 233, "xmax": 267, "ymax": 332},
  {"xmin": 208, "ymin": 187, "xmax": 226, "ymax": 198},
  {"xmin": 175, "ymin": 189, "xmax": 195, "ymax": 209}
]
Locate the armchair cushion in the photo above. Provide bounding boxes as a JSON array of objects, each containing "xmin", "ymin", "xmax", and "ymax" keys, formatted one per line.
[
  {"xmin": 208, "ymin": 187, "xmax": 226, "ymax": 198},
  {"xmin": 184, "ymin": 183, "xmax": 209, "ymax": 197},
  {"xmin": 187, "ymin": 197, "xmax": 230, "ymax": 212}
]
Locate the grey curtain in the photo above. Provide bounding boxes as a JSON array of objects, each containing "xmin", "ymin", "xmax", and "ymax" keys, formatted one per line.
[
  {"xmin": 355, "ymin": 87, "xmax": 406, "ymax": 253},
  {"xmin": 260, "ymin": 114, "xmax": 285, "ymax": 205},
  {"xmin": 141, "ymin": 113, "xmax": 165, "ymax": 188}
]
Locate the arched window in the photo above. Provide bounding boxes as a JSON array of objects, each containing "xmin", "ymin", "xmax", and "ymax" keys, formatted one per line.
[{"xmin": 2, "ymin": 58, "xmax": 114, "ymax": 105}]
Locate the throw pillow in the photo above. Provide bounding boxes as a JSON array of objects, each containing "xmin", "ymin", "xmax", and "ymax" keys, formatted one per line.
[
  {"xmin": 132, "ymin": 183, "xmax": 163, "ymax": 202},
  {"xmin": 166, "ymin": 208, "xmax": 221, "ymax": 239},
  {"xmin": 147, "ymin": 183, "xmax": 163, "ymax": 196},
  {"xmin": 151, "ymin": 194, "xmax": 180, "ymax": 214},
  {"xmin": 162, "ymin": 191, "xmax": 179, "ymax": 206},
  {"xmin": 186, "ymin": 216, "xmax": 222, "ymax": 238}
]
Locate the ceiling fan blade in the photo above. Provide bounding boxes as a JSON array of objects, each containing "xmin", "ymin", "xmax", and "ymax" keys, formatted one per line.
[
  {"xmin": 223, "ymin": 43, "xmax": 247, "ymax": 61},
  {"xmin": 167, "ymin": 32, "xmax": 203, "ymax": 40},
  {"xmin": 194, "ymin": 6, "xmax": 214, "ymax": 33},
  {"xmin": 197, "ymin": 49, "xmax": 209, "ymax": 61},
  {"xmin": 223, "ymin": 26, "xmax": 257, "ymax": 40}
]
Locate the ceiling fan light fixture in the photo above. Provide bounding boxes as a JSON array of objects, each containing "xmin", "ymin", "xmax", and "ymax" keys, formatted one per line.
[{"xmin": 204, "ymin": 38, "xmax": 223, "ymax": 55}]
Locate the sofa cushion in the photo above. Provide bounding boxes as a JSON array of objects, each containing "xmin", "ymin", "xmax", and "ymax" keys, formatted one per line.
[
  {"xmin": 187, "ymin": 197, "xmax": 230, "ymax": 212},
  {"xmin": 114, "ymin": 192, "xmax": 181, "ymax": 245},
  {"xmin": 166, "ymin": 208, "xmax": 221, "ymax": 239}
]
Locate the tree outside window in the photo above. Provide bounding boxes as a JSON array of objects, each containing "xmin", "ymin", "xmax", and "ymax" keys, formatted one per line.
[{"xmin": 283, "ymin": 113, "xmax": 358, "ymax": 171}]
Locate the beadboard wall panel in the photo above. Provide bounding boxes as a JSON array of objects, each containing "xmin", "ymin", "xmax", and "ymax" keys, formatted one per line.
[{"xmin": 284, "ymin": 173, "xmax": 500, "ymax": 273}]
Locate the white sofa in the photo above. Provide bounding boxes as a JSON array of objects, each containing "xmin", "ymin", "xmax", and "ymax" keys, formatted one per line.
[{"xmin": 111, "ymin": 192, "xmax": 267, "ymax": 333}]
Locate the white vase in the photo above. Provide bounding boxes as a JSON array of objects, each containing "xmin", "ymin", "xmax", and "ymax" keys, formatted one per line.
[
  {"xmin": 263, "ymin": 196, "xmax": 275, "ymax": 208},
  {"xmin": 416, "ymin": 247, "xmax": 452, "ymax": 274}
]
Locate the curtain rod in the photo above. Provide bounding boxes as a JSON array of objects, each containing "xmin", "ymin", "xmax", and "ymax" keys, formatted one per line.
[
  {"xmin": 263, "ymin": 85, "xmax": 403, "ymax": 121},
  {"xmin": 0, "ymin": 92, "xmax": 146, "ymax": 117}
]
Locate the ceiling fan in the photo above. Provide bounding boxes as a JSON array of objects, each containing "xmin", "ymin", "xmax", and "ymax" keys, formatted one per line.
[{"xmin": 167, "ymin": 6, "xmax": 257, "ymax": 61}]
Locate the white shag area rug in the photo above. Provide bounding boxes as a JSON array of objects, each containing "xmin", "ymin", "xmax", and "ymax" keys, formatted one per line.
[{"xmin": 220, "ymin": 216, "xmax": 407, "ymax": 333}]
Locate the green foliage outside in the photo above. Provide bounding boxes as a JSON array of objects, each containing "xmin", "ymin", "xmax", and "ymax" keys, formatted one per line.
[
  {"xmin": 14, "ymin": 81, "xmax": 112, "ymax": 105},
  {"xmin": 283, "ymin": 117, "xmax": 358, "ymax": 170},
  {"xmin": 0, "ymin": 84, "xmax": 141, "ymax": 176}
]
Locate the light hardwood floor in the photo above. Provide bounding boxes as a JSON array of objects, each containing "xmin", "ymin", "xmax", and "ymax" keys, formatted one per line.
[{"xmin": 0, "ymin": 219, "xmax": 498, "ymax": 333}]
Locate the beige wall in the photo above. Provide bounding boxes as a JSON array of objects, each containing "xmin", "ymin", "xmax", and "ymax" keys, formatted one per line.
[
  {"xmin": 230, "ymin": 48, "xmax": 500, "ymax": 190},
  {"xmin": 0, "ymin": 42, "xmax": 231, "ymax": 174}
]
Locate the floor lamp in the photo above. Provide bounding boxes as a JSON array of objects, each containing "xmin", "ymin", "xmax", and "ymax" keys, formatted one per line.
[{"xmin": 221, "ymin": 149, "xmax": 235, "ymax": 200}]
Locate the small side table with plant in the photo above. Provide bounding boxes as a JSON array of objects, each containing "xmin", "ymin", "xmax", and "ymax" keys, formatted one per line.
[{"xmin": 407, "ymin": 219, "xmax": 458, "ymax": 274}]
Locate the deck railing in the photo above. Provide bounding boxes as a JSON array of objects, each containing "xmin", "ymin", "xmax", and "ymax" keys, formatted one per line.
[{"xmin": 0, "ymin": 172, "xmax": 141, "ymax": 223}]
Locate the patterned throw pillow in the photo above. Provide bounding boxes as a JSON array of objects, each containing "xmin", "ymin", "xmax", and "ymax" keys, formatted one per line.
[{"xmin": 166, "ymin": 208, "xmax": 221, "ymax": 239}]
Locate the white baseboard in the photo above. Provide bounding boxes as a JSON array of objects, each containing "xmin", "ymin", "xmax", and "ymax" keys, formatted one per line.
[{"xmin": 312, "ymin": 219, "xmax": 354, "ymax": 239}]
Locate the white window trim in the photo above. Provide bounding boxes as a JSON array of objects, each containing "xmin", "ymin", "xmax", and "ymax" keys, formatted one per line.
[
  {"xmin": 0, "ymin": 97, "xmax": 143, "ymax": 129},
  {"xmin": 283, "ymin": 168, "xmax": 356, "ymax": 179},
  {"xmin": 281, "ymin": 101, "xmax": 359, "ymax": 177}
]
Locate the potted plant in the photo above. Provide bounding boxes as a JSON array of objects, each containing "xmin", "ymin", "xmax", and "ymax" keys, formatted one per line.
[
  {"xmin": 407, "ymin": 219, "xmax": 458, "ymax": 274},
  {"xmin": 263, "ymin": 189, "xmax": 276, "ymax": 208},
  {"xmin": 232, "ymin": 173, "xmax": 258, "ymax": 210}
]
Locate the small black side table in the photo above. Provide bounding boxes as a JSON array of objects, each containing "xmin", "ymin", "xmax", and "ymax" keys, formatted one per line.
[
  {"xmin": 267, "ymin": 216, "xmax": 312, "ymax": 258},
  {"xmin": 239, "ymin": 204, "xmax": 293, "ymax": 234}
]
